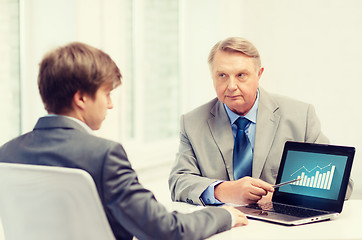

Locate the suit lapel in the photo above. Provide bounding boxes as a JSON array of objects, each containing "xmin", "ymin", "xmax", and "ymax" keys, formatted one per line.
[
  {"xmin": 253, "ymin": 88, "xmax": 280, "ymax": 178},
  {"xmin": 208, "ymin": 100, "xmax": 235, "ymax": 180}
]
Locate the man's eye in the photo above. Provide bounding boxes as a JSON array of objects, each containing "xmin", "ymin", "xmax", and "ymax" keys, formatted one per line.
[
  {"xmin": 237, "ymin": 73, "xmax": 244, "ymax": 77},
  {"xmin": 219, "ymin": 73, "xmax": 226, "ymax": 77}
]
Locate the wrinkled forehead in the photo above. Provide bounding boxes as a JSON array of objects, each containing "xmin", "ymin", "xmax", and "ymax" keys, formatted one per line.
[{"xmin": 211, "ymin": 50, "xmax": 259, "ymax": 72}]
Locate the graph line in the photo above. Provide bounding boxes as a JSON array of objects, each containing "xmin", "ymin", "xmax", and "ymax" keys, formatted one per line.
[{"xmin": 290, "ymin": 163, "xmax": 332, "ymax": 177}]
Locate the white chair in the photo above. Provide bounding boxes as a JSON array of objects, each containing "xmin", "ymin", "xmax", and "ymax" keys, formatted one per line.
[{"xmin": 0, "ymin": 163, "xmax": 115, "ymax": 240}]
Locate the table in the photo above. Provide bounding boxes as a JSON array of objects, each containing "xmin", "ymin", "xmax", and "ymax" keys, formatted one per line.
[
  {"xmin": 1, "ymin": 200, "xmax": 360, "ymax": 240},
  {"xmin": 166, "ymin": 199, "xmax": 362, "ymax": 240}
]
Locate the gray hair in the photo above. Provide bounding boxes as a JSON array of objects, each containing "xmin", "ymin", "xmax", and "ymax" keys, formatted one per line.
[{"xmin": 208, "ymin": 37, "xmax": 261, "ymax": 69}]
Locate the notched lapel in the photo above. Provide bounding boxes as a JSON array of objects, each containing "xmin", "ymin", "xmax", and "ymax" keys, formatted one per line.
[
  {"xmin": 253, "ymin": 89, "xmax": 280, "ymax": 178},
  {"xmin": 208, "ymin": 101, "xmax": 234, "ymax": 180}
]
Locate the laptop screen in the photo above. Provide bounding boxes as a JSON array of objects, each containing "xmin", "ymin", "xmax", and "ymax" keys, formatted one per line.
[
  {"xmin": 278, "ymin": 150, "xmax": 347, "ymax": 200},
  {"xmin": 273, "ymin": 141, "xmax": 355, "ymax": 212}
]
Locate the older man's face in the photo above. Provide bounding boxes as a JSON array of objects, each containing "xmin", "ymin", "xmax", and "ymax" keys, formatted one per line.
[{"xmin": 211, "ymin": 50, "xmax": 263, "ymax": 116}]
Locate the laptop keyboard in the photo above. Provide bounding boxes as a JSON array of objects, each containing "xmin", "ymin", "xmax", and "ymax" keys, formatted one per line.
[{"xmin": 246, "ymin": 202, "xmax": 329, "ymax": 218}]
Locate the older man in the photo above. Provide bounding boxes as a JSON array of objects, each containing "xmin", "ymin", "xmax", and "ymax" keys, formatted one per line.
[{"xmin": 169, "ymin": 37, "xmax": 353, "ymax": 206}]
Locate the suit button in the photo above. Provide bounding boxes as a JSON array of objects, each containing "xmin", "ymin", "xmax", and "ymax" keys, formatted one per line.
[{"xmin": 186, "ymin": 198, "xmax": 193, "ymax": 204}]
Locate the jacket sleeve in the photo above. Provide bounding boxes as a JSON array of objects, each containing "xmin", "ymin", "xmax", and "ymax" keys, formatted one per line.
[
  {"xmin": 101, "ymin": 143, "xmax": 231, "ymax": 240},
  {"xmin": 305, "ymin": 104, "xmax": 353, "ymax": 199},
  {"xmin": 168, "ymin": 114, "xmax": 221, "ymax": 205}
]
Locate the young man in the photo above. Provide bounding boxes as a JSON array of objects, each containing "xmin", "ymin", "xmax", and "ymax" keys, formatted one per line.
[{"xmin": 0, "ymin": 42, "xmax": 247, "ymax": 240}]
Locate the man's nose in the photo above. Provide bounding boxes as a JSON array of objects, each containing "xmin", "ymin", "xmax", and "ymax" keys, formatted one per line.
[
  {"xmin": 227, "ymin": 77, "xmax": 237, "ymax": 91},
  {"xmin": 108, "ymin": 99, "xmax": 114, "ymax": 109}
]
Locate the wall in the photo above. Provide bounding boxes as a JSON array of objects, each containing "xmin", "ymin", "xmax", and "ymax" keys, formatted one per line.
[
  {"xmin": 20, "ymin": 0, "xmax": 126, "ymax": 140},
  {"xmin": 181, "ymin": 0, "xmax": 362, "ymax": 198},
  {"xmin": 245, "ymin": 0, "xmax": 362, "ymax": 199}
]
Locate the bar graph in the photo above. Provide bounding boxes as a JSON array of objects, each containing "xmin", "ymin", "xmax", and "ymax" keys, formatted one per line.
[{"xmin": 290, "ymin": 163, "xmax": 335, "ymax": 190}]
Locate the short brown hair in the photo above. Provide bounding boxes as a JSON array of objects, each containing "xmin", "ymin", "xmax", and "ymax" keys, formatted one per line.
[
  {"xmin": 208, "ymin": 37, "xmax": 261, "ymax": 69},
  {"xmin": 38, "ymin": 42, "xmax": 122, "ymax": 114}
]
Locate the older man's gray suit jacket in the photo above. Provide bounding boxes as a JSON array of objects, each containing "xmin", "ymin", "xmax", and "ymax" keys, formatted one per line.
[
  {"xmin": 169, "ymin": 88, "xmax": 353, "ymax": 205},
  {"xmin": 0, "ymin": 116, "xmax": 232, "ymax": 240}
]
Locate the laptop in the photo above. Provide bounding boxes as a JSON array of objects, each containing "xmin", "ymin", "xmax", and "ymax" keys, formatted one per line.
[{"xmin": 236, "ymin": 141, "xmax": 355, "ymax": 225}]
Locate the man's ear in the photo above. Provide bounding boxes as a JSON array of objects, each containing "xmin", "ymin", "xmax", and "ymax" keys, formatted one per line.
[
  {"xmin": 72, "ymin": 90, "xmax": 87, "ymax": 110},
  {"xmin": 257, "ymin": 67, "xmax": 264, "ymax": 79}
]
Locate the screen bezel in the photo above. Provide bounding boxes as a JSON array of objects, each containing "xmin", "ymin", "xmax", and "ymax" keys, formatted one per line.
[{"xmin": 273, "ymin": 141, "xmax": 355, "ymax": 213}]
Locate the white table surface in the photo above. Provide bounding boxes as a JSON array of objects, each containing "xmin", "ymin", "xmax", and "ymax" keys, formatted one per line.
[
  {"xmin": 166, "ymin": 199, "xmax": 362, "ymax": 240},
  {"xmin": 1, "ymin": 199, "xmax": 360, "ymax": 240}
]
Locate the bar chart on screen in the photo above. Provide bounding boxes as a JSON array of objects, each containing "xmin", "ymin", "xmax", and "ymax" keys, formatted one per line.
[{"xmin": 290, "ymin": 163, "xmax": 335, "ymax": 190}]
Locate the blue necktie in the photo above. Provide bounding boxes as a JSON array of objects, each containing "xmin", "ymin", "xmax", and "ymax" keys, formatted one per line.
[{"xmin": 233, "ymin": 117, "xmax": 253, "ymax": 180}]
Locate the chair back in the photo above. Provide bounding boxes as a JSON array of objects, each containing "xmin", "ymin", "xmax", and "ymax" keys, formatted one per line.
[{"xmin": 0, "ymin": 163, "xmax": 115, "ymax": 240}]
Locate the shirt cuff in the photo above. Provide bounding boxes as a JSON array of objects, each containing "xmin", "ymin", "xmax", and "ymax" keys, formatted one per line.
[{"xmin": 200, "ymin": 180, "xmax": 224, "ymax": 205}]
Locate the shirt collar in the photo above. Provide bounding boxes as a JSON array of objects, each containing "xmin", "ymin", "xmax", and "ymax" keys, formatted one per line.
[
  {"xmin": 224, "ymin": 89, "xmax": 259, "ymax": 125},
  {"xmin": 45, "ymin": 114, "xmax": 94, "ymax": 134}
]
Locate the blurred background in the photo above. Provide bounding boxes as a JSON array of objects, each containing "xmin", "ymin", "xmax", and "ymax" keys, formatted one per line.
[{"xmin": 1, "ymin": 0, "xmax": 361, "ymax": 203}]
